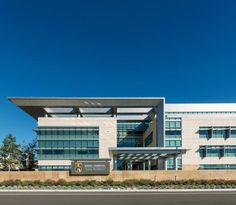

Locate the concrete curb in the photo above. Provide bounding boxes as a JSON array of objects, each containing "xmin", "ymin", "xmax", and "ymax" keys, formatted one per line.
[{"xmin": 0, "ymin": 189, "xmax": 236, "ymax": 192}]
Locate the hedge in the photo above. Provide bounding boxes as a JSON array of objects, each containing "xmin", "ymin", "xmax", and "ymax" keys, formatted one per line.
[{"xmin": 0, "ymin": 179, "xmax": 236, "ymax": 188}]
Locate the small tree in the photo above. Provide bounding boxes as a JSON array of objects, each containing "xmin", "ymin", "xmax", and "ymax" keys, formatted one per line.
[
  {"xmin": 0, "ymin": 134, "xmax": 21, "ymax": 171},
  {"xmin": 20, "ymin": 140, "xmax": 37, "ymax": 170}
]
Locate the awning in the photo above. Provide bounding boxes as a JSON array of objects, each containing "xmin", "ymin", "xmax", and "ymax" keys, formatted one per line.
[{"xmin": 109, "ymin": 147, "xmax": 188, "ymax": 161}]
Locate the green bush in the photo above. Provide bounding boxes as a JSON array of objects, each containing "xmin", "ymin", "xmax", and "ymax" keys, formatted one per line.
[{"xmin": 0, "ymin": 179, "xmax": 236, "ymax": 188}]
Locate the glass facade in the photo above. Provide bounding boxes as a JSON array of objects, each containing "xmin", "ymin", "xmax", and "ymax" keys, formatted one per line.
[
  {"xmin": 165, "ymin": 118, "xmax": 182, "ymax": 147},
  {"xmin": 199, "ymin": 146, "xmax": 236, "ymax": 158},
  {"xmin": 166, "ymin": 158, "xmax": 182, "ymax": 170},
  {"xmin": 37, "ymin": 127, "xmax": 99, "ymax": 160},
  {"xmin": 199, "ymin": 126, "xmax": 234, "ymax": 138},
  {"xmin": 144, "ymin": 133, "xmax": 153, "ymax": 147},
  {"xmin": 200, "ymin": 164, "xmax": 236, "ymax": 170},
  {"xmin": 165, "ymin": 118, "xmax": 182, "ymax": 170},
  {"xmin": 117, "ymin": 122, "xmax": 148, "ymax": 147}
]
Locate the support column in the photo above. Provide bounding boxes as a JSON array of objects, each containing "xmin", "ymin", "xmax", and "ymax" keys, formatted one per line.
[
  {"xmin": 148, "ymin": 160, "xmax": 151, "ymax": 170},
  {"xmin": 127, "ymin": 161, "xmax": 130, "ymax": 170},
  {"xmin": 113, "ymin": 155, "xmax": 117, "ymax": 170},
  {"xmin": 130, "ymin": 160, "xmax": 133, "ymax": 170},
  {"xmin": 143, "ymin": 161, "xmax": 146, "ymax": 170},
  {"xmin": 164, "ymin": 158, "xmax": 167, "ymax": 170},
  {"xmin": 174, "ymin": 155, "xmax": 178, "ymax": 171},
  {"xmin": 156, "ymin": 100, "xmax": 165, "ymax": 147}
]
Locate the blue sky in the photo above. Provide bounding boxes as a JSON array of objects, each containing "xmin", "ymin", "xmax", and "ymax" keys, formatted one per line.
[{"xmin": 0, "ymin": 0, "xmax": 236, "ymax": 144}]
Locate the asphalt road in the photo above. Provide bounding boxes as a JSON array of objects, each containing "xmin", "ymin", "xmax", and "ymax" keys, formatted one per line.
[{"xmin": 0, "ymin": 192, "xmax": 236, "ymax": 205}]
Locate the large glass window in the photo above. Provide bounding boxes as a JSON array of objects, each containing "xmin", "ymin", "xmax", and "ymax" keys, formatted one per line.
[
  {"xmin": 199, "ymin": 145, "xmax": 236, "ymax": 158},
  {"xmin": 206, "ymin": 147, "xmax": 221, "ymax": 157},
  {"xmin": 199, "ymin": 127, "xmax": 234, "ymax": 138},
  {"xmin": 165, "ymin": 130, "xmax": 182, "ymax": 139},
  {"xmin": 224, "ymin": 146, "xmax": 236, "ymax": 157},
  {"xmin": 165, "ymin": 140, "xmax": 181, "ymax": 147},
  {"xmin": 144, "ymin": 133, "xmax": 153, "ymax": 147},
  {"xmin": 37, "ymin": 127, "xmax": 99, "ymax": 160},
  {"xmin": 165, "ymin": 119, "xmax": 182, "ymax": 148},
  {"xmin": 165, "ymin": 121, "xmax": 181, "ymax": 129},
  {"xmin": 213, "ymin": 130, "xmax": 228, "ymax": 138},
  {"xmin": 230, "ymin": 130, "xmax": 236, "ymax": 138},
  {"xmin": 199, "ymin": 164, "xmax": 236, "ymax": 170},
  {"xmin": 166, "ymin": 157, "xmax": 182, "ymax": 170},
  {"xmin": 199, "ymin": 129, "xmax": 211, "ymax": 138},
  {"xmin": 117, "ymin": 122, "xmax": 148, "ymax": 147}
]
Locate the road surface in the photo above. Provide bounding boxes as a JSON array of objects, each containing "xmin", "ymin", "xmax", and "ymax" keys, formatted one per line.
[{"xmin": 0, "ymin": 191, "xmax": 236, "ymax": 205}]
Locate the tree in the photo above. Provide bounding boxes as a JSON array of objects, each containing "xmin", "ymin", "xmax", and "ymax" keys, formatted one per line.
[
  {"xmin": 0, "ymin": 134, "xmax": 21, "ymax": 171},
  {"xmin": 20, "ymin": 140, "xmax": 37, "ymax": 170}
]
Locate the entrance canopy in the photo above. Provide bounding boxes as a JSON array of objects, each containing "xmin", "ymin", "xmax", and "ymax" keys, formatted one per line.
[{"xmin": 110, "ymin": 147, "xmax": 187, "ymax": 161}]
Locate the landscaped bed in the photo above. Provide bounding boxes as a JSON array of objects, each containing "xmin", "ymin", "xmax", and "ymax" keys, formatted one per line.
[{"xmin": 0, "ymin": 179, "xmax": 236, "ymax": 190}]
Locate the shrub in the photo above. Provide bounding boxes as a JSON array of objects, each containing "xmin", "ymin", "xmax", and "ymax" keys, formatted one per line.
[{"xmin": 0, "ymin": 179, "xmax": 236, "ymax": 188}]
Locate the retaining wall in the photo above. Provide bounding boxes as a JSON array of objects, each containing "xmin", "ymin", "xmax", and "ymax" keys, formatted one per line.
[{"xmin": 0, "ymin": 170, "xmax": 236, "ymax": 181}]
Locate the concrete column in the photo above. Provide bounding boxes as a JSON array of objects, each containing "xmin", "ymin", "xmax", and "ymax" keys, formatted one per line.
[
  {"xmin": 148, "ymin": 160, "xmax": 151, "ymax": 170},
  {"xmin": 174, "ymin": 156, "xmax": 178, "ymax": 171},
  {"xmin": 126, "ymin": 161, "xmax": 129, "ymax": 170},
  {"xmin": 113, "ymin": 155, "xmax": 117, "ymax": 170},
  {"xmin": 125, "ymin": 161, "xmax": 128, "ymax": 170},
  {"xmin": 130, "ymin": 160, "xmax": 133, "ymax": 170},
  {"xmin": 164, "ymin": 158, "xmax": 167, "ymax": 170},
  {"xmin": 143, "ymin": 161, "xmax": 146, "ymax": 170},
  {"xmin": 127, "ymin": 161, "xmax": 131, "ymax": 170},
  {"xmin": 156, "ymin": 100, "xmax": 165, "ymax": 147}
]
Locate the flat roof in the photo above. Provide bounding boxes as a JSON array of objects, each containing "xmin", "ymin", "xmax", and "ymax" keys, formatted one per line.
[
  {"xmin": 8, "ymin": 97, "xmax": 164, "ymax": 120},
  {"xmin": 166, "ymin": 103, "xmax": 236, "ymax": 112}
]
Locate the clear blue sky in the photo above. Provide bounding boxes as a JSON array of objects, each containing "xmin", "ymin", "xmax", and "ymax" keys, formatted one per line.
[{"xmin": 0, "ymin": 0, "xmax": 236, "ymax": 144}]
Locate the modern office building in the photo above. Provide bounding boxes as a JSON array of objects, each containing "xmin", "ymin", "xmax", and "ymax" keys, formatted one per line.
[{"xmin": 9, "ymin": 97, "xmax": 236, "ymax": 172}]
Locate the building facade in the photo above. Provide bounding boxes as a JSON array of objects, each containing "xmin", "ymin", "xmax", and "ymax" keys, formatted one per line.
[{"xmin": 9, "ymin": 97, "xmax": 236, "ymax": 172}]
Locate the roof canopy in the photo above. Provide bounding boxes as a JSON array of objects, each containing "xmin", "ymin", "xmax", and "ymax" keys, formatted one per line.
[
  {"xmin": 109, "ymin": 147, "xmax": 187, "ymax": 161},
  {"xmin": 9, "ymin": 97, "xmax": 164, "ymax": 120}
]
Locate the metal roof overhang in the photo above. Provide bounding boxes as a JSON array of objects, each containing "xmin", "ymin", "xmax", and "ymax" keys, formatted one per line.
[
  {"xmin": 109, "ymin": 147, "xmax": 188, "ymax": 160},
  {"xmin": 8, "ymin": 97, "xmax": 164, "ymax": 120}
]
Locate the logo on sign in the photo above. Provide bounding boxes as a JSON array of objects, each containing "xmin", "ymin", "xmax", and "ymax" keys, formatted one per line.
[{"xmin": 74, "ymin": 162, "xmax": 83, "ymax": 174}]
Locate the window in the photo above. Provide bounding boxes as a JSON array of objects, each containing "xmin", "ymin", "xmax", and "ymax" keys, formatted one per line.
[
  {"xmin": 207, "ymin": 147, "xmax": 221, "ymax": 157},
  {"xmin": 224, "ymin": 146, "xmax": 236, "ymax": 157},
  {"xmin": 117, "ymin": 122, "xmax": 147, "ymax": 147},
  {"xmin": 54, "ymin": 150, "xmax": 64, "ymax": 155},
  {"xmin": 213, "ymin": 130, "xmax": 228, "ymax": 138},
  {"xmin": 145, "ymin": 133, "xmax": 153, "ymax": 147},
  {"xmin": 165, "ymin": 123, "xmax": 182, "ymax": 147},
  {"xmin": 165, "ymin": 121, "xmax": 181, "ymax": 129},
  {"xmin": 200, "ymin": 164, "xmax": 236, "ymax": 170},
  {"xmin": 199, "ymin": 129, "xmax": 211, "ymax": 138},
  {"xmin": 166, "ymin": 157, "xmax": 182, "ymax": 170},
  {"xmin": 165, "ymin": 140, "xmax": 181, "ymax": 147},
  {"xmin": 230, "ymin": 130, "xmax": 236, "ymax": 138},
  {"xmin": 37, "ymin": 127, "xmax": 99, "ymax": 160},
  {"xmin": 199, "ymin": 145, "xmax": 236, "ymax": 158},
  {"xmin": 165, "ymin": 130, "xmax": 181, "ymax": 139},
  {"xmin": 199, "ymin": 127, "xmax": 232, "ymax": 138}
]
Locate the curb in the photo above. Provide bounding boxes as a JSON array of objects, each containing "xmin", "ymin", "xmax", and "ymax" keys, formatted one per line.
[{"xmin": 0, "ymin": 189, "xmax": 236, "ymax": 192}]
